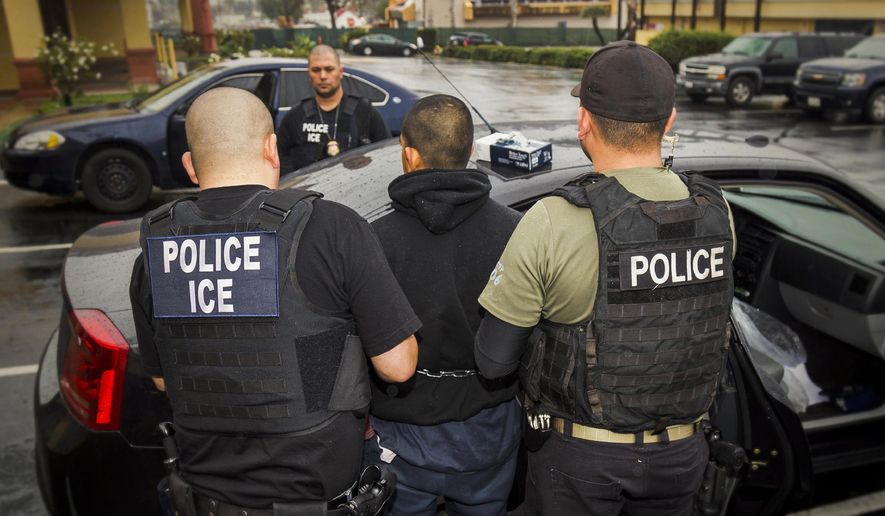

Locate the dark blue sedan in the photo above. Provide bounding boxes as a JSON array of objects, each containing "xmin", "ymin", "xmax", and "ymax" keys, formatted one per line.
[{"xmin": 0, "ymin": 57, "xmax": 419, "ymax": 212}]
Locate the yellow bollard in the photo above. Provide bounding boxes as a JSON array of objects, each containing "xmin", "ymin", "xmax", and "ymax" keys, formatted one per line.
[
  {"xmin": 154, "ymin": 33, "xmax": 163, "ymax": 63},
  {"xmin": 167, "ymin": 38, "xmax": 178, "ymax": 80},
  {"xmin": 157, "ymin": 35, "xmax": 169, "ymax": 78}
]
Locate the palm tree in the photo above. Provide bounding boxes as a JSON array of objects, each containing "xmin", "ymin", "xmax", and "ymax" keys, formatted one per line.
[{"xmin": 581, "ymin": 5, "xmax": 608, "ymax": 46}]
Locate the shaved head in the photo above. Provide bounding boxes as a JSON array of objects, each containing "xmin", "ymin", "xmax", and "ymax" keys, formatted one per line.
[
  {"xmin": 185, "ymin": 87, "xmax": 274, "ymax": 181},
  {"xmin": 308, "ymin": 44, "xmax": 340, "ymax": 65}
]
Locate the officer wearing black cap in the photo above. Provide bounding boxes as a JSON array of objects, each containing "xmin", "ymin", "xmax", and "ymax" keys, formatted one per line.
[
  {"xmin": 276, "ymin": 44, "xmax": 390, "ymax": 174},
  {"xmin": 474, "ymin": 41, "xmax": 736, "ymax": 515},
  {"xmin": 130, "ymin": 87, "xmax": 419, "ymax": 515}
]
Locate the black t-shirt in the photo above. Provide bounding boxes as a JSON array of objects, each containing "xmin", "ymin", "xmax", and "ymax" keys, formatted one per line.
[
  {"xmin": 276, "ymin": 95, "xmax": 390, "ymax": 174},
  {"xmin": 129, "ymin": 184, "xmax": 420, "ymax": 507}
]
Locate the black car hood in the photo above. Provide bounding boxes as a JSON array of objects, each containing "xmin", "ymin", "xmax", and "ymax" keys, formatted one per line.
[
  {"xmin": 684, "ymin": 53, "xmax": 754, "ymax": 67},
  {"xmin": 801, "ymin": 57, "xmax": 884, "ymax": 73},
  {"xmin": 16, "ymin": 104, "xmax": 145, "ymax": 134}
]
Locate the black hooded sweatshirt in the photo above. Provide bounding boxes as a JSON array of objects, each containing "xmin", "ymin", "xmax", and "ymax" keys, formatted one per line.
[{"xmin": 371, "ymin": 168, "xmax": 521, "ymax": 425}]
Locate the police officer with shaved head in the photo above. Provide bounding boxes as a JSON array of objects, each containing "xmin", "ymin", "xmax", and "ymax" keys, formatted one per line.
[
  {"xmin": 474, "ymin": 41, "xmax": 737, "ymax": 515},
  {"xmin": 130, "ymin": 87, "xmax": 419, "ymax": 516},
  {"xmin": 276, "ymin": 44, "xmax": 390, "ymax": 174}
]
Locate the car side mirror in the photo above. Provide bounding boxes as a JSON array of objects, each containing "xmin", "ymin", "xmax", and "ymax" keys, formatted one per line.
[{"xmin": 767, "ymin": 52, "xmax": 783, "ymax": 61}]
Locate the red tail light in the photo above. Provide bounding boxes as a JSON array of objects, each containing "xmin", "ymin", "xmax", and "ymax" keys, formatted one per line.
[{"xmin": 60, "ymin": 309, "xmax": 130, "ymax": 431}]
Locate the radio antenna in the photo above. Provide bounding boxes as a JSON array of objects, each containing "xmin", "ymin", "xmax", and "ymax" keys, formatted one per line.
[{"xmin": 417, "ymin": 48, "xmax": 498, "ymax": 135}]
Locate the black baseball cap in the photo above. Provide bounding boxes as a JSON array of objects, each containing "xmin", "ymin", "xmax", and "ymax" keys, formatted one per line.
[{"xmin": 570, "ymin": 40, "xmax": 675, "ymax": 123}]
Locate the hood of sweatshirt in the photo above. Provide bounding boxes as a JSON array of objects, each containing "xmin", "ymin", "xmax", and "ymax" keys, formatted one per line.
[{"xmin": 387, "ymin": 168, "xmax": 492, "ymax": 234}]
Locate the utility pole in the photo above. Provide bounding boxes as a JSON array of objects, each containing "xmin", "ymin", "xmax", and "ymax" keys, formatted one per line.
[
  {"xmin": 720, "ymin": 0, "xmax": 727, "ymax": 31},
  {"xmin": 754, "ymin": 0, "xmax": 762, "ymax": 32},
  {"xmin": 670, "ymin": 0, "xmax": 676, "ymax": 29},
  {"xmin": 690, "ymin": 0, "xmax": 697, "ymax": 29}
]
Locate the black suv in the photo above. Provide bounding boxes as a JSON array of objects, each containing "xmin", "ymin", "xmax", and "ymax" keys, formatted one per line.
[
  {"xmin": 677, "ymin": 32, "xmax": 863, "ymax": 107},
  {"xmin": 447, "ymin": 31, "xmax": 502, "ymax": 46},
  {"xmin": 793, "ymin": 35, "xmax": 885, "ymax": 124}
]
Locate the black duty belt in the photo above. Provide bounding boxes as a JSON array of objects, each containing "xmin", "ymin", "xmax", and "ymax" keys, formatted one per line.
[{"xmin": 193, "ymin": 493, "xmax": 351, "ymax": 516}]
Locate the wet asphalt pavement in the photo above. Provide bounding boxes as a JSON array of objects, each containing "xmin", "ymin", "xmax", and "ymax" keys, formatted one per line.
[{"xmin": 0, "ymin": 55, "xmax": 883, "ymax": 515}]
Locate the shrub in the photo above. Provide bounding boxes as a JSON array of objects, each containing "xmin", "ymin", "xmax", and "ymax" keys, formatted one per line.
[
  {"xmin": 36, "ymin": 31, "xmax": 117, "ymax": 106},
  {"xmin": 648, "ymin": 30, "xmax": 734, "ymax": 70},
  {"xmin": 441, "ymin": 44, "xmax": 593, "ymax": 69},
  {"xmin": 217, "ymin": 29, "xmax": 256, "ymax": 58},
  {"xmin": 340, "ymin": 28, "xmax": 369, "ymax": 49}
]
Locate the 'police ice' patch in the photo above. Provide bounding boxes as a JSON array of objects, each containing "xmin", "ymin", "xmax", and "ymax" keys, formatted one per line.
[
  {"xmin": 147, "ymin": 231, "xmax": 279, "ymax": 318},
  {"xmin": 619, "ymin": 243, "xmax": 730, "ymax": 290}
]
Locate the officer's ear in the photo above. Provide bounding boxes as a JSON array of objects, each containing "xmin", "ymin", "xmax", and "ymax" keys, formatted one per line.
[
  {"xmin": 664, "ymin": 108, "xmax": 677, "ymax": 134},
  {"xmin": 577, "ymin": 107, "xmax": 593, "ymax": 141},
  {"xmin": 182, "ymin": 152, "xmax": 199, "ymax": 186},
  {"xmin": 264, "ymin": 133, "xmax": 280, "ymax": 171}
]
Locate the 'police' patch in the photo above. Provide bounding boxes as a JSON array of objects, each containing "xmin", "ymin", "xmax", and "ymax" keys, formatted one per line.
[
  {"xmin": 619, "ymin": 243, "xmax": 730, "ymax": 291},
  {"xmin": 147, "ymin": 232, "xmax": 279, "ymax": 318}
]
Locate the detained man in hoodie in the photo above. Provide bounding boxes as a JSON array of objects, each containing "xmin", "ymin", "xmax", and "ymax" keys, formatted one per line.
[{"xmin": 367, "ymin": 95, "xmax": 523, "ymax": 516}]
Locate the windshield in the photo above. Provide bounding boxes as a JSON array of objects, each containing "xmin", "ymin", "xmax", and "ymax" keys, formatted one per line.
[
  {"xmin": 722, "ymin": 37, "xmax": 771, "ymax": 56},
  {"xmin": 137, "ymin": 65, "xmax": 225, "ymax": 112},
  {"xmin": 845, "ymin": 37, "xmax": 885, "ymax": 60}
]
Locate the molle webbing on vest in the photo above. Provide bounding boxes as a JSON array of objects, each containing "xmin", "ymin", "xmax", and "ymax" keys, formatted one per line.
[
  {"xmin": 526, "ymin": 172, "xmax": 734, "ymax": 433},
  {"xmin": 142, "ymin": 189, "xmax": 371, "ymax": 435}
]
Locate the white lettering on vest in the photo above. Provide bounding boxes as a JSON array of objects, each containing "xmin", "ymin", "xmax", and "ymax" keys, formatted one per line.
[
  {"xmin": 627, "ymin": 245, "xmax": 727, "ymax": 288},
  {"xmin": 243, "ymin": 236, "xmax": 261, "ymax": 270},
  {"xmin": 631, "ymin": 256, "xmax": 649, "ymax": 287},
  {"xmin": 198, "ymin": 278, "xmax": 215, "ymax": 313},
  {"xmin": 217, "ymin": 278, "xmax": 233, "ymax": 313},
  {"xmin": 711, "ymin": 246, "xmax": 724, "ymax": 278},
  {"xmin": 163, "ymin": 241, "xmax": 178, "ymax": 274},
  {"xmin": 180, "ymin": 240, "xmax": 197, "ymax": 273},
  {"xmin": 224, "ymin": 237, "xmax": 242, "ymax": 271},
  {"xmin": 693, "ymin": 249, "xmax": 710, "ymax": 280}
]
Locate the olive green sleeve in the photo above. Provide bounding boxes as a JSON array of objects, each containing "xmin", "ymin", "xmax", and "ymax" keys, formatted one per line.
[{"xmin": 478, "ymin": 200, "xmax": 552, "ymax": 328}]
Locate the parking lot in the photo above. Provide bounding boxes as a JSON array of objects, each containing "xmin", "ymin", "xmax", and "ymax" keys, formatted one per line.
[{"xmin": 1, "ymin": 55, "xmax": 884, "ymax": 515}]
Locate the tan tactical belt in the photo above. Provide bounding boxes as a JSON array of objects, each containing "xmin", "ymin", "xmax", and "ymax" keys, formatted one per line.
[{"xmin": 552, "ymin": 417, "xmax": 700, "ymax": 444}]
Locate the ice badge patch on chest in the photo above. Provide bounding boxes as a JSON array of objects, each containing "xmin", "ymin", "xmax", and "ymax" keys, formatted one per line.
[
  {"xmin": 619, "ymin": 243, "xmax": 730, "ymax": 290},
  {"xmin": 146, "ymin": 231, "xmax": 279, "ymax": 317}
]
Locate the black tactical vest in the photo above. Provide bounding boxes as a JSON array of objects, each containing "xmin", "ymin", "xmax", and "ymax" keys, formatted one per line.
[
  {"xmin": 299, "ymin": 94, "xmax": 373, "ymax": 149},
  {"xmin": 520, "ymin": 172, "xmax": 734, "ymax": 433},
  {"xmin": 140, "ymin": 189, "xmax": 371, "ymax": 434}
]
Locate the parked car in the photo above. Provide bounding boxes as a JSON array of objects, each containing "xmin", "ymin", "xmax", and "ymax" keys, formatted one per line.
[
  {"xmin": 0, "ymin": 58, "xmax": 419, "ymax": 213},
  {"xmin": 347, "ymin": 34, "xmax": 418, "ymax": 56},
  {"xmin": 34, "ymin": 123, "xmax": 885, "ymax": 515},
  {"xmin": 677, "ymin": 32, "xmax": 863, "ymax": 106},
  {"xmin": 793, "ymin": 35, "xmax": 885, "ymax": 123},
  {"xmin": 447, "ymin": 31, "xmax": 503, "ymax": 46}
]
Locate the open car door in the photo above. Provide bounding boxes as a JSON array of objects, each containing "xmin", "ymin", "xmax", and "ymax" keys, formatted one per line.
[{"xmin": 708, "ymin": 312, "xmax": 813, "ymax": 515}]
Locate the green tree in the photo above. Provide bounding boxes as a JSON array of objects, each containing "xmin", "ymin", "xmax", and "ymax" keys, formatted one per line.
[{"xmin": 259, "ymin": 0, "xmax": 303, "ymax": 23}]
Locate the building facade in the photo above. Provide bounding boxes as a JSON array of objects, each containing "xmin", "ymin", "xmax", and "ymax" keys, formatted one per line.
[
  {"xmin": 403, "ymin": 0, "xmax": 883, "ymax": 36},
  {"xmin": 0, "ymin": 0, "xmax": 160, "ymax": 95}
]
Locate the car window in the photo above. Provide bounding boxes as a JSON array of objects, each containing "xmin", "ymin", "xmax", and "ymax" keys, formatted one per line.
[
  {"xmin": 214, "ymin": 73, "xmax": 274, "ymax": 106},
  {"xmin": 375, "ymin": 34, "xmax": 396, "ymax": 43},
  {"xmin": 845, "ymin": 37, "xmax": 885, "ymax": 60},
  {"xmin": 342, "ymin": 74, "xmax": 388, "ymax": 105},
  {"xmin": 721, "ymin": 36, "xmax": 771, "ymax": 57},
  {"xmin": 798, "ymin": 37, "xmax": 826, "ymax": 58},
  {"xmin": 723, "ymin": 185, "xmax": 885, "ymax": 266},
  {"xmin": 770, "ymin": 38, "xmax": 798, "ymax": 59},
  {"xmin": 218, "ymin": 74, "xmax": 262, "ymax": 92},
  {"xmin": 279, "ymin": 70, "xmax": 314, "ymax": 108},
  {"xmin": 137, "ymin": 65, "xmax": 225, "ymax": 113}
]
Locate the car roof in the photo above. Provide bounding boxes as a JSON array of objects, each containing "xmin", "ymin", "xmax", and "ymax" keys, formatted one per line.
[{"xmin": 281, "ymin": 120, "xmax": 874, "ymax": 222}]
